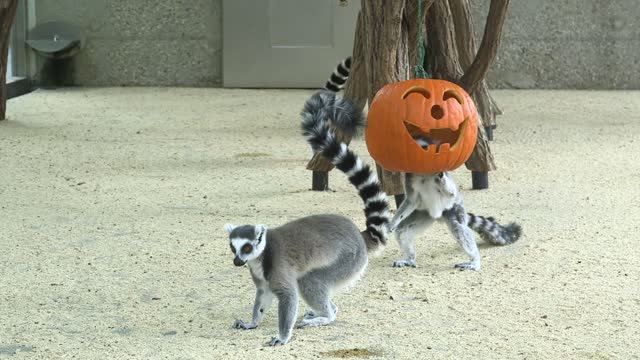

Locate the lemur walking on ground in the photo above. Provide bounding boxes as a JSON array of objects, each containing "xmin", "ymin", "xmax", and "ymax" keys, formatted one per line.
[{"xmin": 225, "ymin": 86, "xmax": 390, "ymax": 345}]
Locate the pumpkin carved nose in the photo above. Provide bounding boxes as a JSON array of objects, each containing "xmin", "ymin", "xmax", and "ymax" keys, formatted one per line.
[{"xmin": 431, "ymin": 105, "xmax": 444, "ymax": 119}]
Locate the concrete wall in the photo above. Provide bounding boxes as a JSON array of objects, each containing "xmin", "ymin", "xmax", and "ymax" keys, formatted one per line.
[
  {"xmin": 472, "ymin": 1, "xmax": 640, "ymax": 89},
  {"xmin": 35, "ymin": 0, "xmax": 222, "ymax": 87},
  {"xmin": 33, "ymin": 0, "xmax": 640, "ymax": 89}
]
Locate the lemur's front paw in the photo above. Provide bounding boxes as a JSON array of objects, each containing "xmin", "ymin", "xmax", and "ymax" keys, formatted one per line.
[
  {"xmin": 454, "ymin": 261, "xmax": 480, "ymax": 271},
  {"xmin": 232, "ymin": 319, "xmax": 257, "ymax": 330},
  {"xmin": 389, "ymin": 219, "xmax": 404, "ymax": 233},
  {"xmin": 392, "ymin": 259, "xmax": 417, "ymax": 268},
  {"xmin": 269, "ymin": 336, "xmax": 287, "ymax": 346}
]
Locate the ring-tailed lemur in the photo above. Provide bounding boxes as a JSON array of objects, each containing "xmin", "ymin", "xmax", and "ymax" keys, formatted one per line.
[
  {"xmin": 320, "ymin": 58, "xmax": 522, "ymax": 270},
  {"xmin": 226, "ymin": 90, "xmax": 390, "ymax": 346},
  {"xmin": 389, "ymin": 138, "xmax": 522, "ymax": 270}
]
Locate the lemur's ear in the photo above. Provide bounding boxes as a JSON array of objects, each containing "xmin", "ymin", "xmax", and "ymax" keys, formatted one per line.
[
  {"xmin": 223, "ymin": 223, "xmax": 236, "ymax": 234},
  {"xmin": 255, "ymin": 224, "xmax": 267, "ymax": 241}
]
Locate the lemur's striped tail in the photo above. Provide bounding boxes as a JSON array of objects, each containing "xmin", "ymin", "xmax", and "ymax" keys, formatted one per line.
[
  {"xmin": 301, "ymin": 91, "xmax": 390, "ymax": 252},
  {"xmin": 323, "ymin": 57, "xmax": 351, "ymax": 92},
  {"xmin": 467, "ymin": 213, "xmax": 522, "ymax": 246}
]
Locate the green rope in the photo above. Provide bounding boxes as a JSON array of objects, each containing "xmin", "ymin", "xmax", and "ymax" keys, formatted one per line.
[{"xmin": 414, "ymin": 0, "xmax": 429, "ymax": 79}]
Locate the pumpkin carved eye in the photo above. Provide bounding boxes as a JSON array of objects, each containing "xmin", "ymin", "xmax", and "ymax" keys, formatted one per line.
[
  {"xmin": 443, "ymin": 89, "xmax": 463, "ymax": 104},
  {"xmin": 402, "ymin": 87, "xmax": 431, "ymax": 100},
  {"xmin": 241, "ymin": 243, "xmax": 253, "ymax": 254}
]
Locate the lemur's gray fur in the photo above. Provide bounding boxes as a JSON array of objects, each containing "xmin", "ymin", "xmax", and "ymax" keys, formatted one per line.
[
  {"xmin": 226, "ymin": 77, "xmax": 390, "ymax": 346},
  {"xmin": 225, "ymin": 216, "xmax": 369, "ymax": 346},
  {"xmin": 390, "ymin": 138, "xmax": 522, "ymax": 270}
]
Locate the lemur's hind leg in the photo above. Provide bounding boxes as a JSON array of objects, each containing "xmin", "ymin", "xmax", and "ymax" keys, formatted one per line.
[
  {"xmin": 393, "ymin": 210, "xmax": 434, "ymax": 268},
  {"xmin": 297, "ymin": 248, "xmax": 366, "ymax": 326},
  {"xmin": 442, "ymin": 204, "xmax": 481, "ymax": 270},
  {"xmin": 297, "ymin": 273, "xmax": 337, "ymax": 328},
  {"xmin": 302, "ymin": 303, "xmax": 337, "ymax": 321}
]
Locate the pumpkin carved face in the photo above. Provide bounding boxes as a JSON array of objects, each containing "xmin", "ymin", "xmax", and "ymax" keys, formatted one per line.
[{"xmin": 365, "ymin": 79, "xmax": 478, "ymax": 174}]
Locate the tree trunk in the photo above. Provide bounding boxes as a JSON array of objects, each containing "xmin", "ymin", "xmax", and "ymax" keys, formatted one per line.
[
  {"xmin": 0, "ymin": 0, "xmax": 19, "ymax": 121},
  {"xmin": 343, "ymin": 11, "xmax": 368, "ymax": 111},
  {"xmin": 425, "ymin": 0, "xmax": 463, "ymax": 82},
  {"xmin": 354, "ymin": 0, "xmax": 509, "ymax": 191},
  {"xmin": 346, "ymin": 9, "xmax": 409, "ymax": 201},
  {"xmin": 403, "ymin": 0, "xmax": 431, "ymax": 73},
  {"xmin": 308, "ymin": 0, "xmax": 508, "ymax": 192},
  {"xmin": 359, "ymin": 0, "xmax": 409, "ymax": 196}
]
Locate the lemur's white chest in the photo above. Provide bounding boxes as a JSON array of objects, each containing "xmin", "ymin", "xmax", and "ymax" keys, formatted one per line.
[
  {"xmin": 248, "ymin": 259, "xmax": 265, "ymax": 281},
  {"xmin": 409, "ymin": 175, "xmax": 458, "ymax": 219}
]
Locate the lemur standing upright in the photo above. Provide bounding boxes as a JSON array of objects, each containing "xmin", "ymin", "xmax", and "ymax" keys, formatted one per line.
[
  {"xmin": 389, "ymin": 158, "xmax": 522, "ymax": 270},
  {"xmin": 323, "ymin": 57, "xmax": 522, "ymax": 270},
  {"xmin": 389, "ymin": 133, "xmax": 522, "ymax": 271},
  {"xmin": 226, "ymin": 89, "xmax": 390, "ymax": 346}
]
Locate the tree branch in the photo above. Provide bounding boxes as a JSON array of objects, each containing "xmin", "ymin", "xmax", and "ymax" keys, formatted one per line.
[
  {"xmin": 459, "ymin": 0, "xmax": 510, "ymax": 94},
  {"xmin": 449, "ymin": 0, "xmax": 503, "ymax": 127},
  {"xmin": 424, "ymin": 0, "xmax": 463, "ymax": 81},
  {"xmin": 448, "ymin": 0, "xmax": 475, "ymax": 70}
]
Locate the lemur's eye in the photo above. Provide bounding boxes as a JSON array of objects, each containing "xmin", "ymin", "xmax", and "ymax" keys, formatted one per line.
[
  {"xmin": 438, "ymin": 172, "xmax": 444, "ymax": 179},
  {"xmin": 230, "ymin": 244, "xmax": 236, "ymax": 254},
  {"xmin": 241, "ymin": 243, "xmax": 253, "ymax": 254}
]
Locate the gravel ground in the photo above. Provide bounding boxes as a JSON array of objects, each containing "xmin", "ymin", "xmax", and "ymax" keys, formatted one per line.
[{"xmin": 1, "ymin": 88, "xmax": 639, "ymax": 359}]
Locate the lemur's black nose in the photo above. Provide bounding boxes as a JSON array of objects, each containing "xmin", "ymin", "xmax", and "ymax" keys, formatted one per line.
[{"xmin": 234, "ymin": 257, "xmax": 246, "ymax": 267}]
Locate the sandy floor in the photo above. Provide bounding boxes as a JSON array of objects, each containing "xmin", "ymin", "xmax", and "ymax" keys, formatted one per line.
[{"xmin": 1, "ymin": 87, "xmax": 639, "ymax": 359}]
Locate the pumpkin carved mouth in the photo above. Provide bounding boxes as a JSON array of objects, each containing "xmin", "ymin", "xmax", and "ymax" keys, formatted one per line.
[{"xmin": 404, "ymin": 118, "xmax": 469, "ymax": 154}]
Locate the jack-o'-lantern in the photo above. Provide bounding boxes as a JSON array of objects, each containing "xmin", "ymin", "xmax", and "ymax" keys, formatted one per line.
[{"xmin": 365, "ymin": 79, "xmax": 478, "ymax": 174}]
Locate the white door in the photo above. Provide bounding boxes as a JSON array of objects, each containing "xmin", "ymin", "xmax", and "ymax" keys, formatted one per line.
[{"xmin": 223, "ymin": 0, "xmax": 359, "ymax": 88}]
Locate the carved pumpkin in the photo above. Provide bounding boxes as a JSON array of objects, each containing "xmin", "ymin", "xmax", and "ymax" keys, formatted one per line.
[{"xmin": 365, "ymin": 79, "xmax": 479, "ymax": 174}]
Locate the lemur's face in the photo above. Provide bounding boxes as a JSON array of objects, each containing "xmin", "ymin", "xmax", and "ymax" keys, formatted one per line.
[
  {"xmin": 434, "ymin": 171, "xmax": 448, "ymax": 184},
  {"xmin": 224, "ymin": 224, "xmax": 267, "ymax": 266}
]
